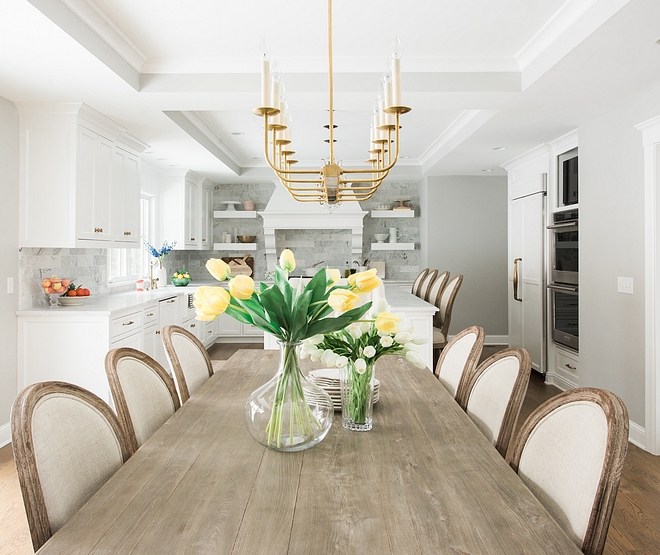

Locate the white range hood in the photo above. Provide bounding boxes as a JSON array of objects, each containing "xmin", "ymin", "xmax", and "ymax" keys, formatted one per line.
[{"xmin": 258, "ymin": 185, "xmax": 368, "ymax": 270}]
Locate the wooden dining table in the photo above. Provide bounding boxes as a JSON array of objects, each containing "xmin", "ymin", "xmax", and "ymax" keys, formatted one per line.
[{"xmin": 37, "ymin": 350, "xmax": 582, "ymax": 554}]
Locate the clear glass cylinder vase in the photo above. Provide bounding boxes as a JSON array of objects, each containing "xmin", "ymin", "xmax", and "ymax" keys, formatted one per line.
[
  {"xmin": 245, "ymin": 341, "xmax": 334, "ymax": 452},
  {"xmin": 340, "ymin": 360, "xmax": 375, "ymax": 431}
]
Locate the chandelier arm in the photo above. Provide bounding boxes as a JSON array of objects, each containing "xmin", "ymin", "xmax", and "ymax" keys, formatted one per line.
[
  {"xmin": 344, "ymin": 120, "xmax": 401, "ymax": 174},
  {"xmin": 262, "ymin": 122, "xmax": 317, "ymax": 175}
]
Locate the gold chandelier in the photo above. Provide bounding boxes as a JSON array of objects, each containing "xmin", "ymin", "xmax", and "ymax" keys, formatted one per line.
[{"xmin": 253, "ymin": 0, "xmax": 411, "ymax": 205}]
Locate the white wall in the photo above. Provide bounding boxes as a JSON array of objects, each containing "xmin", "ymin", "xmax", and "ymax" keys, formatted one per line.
[
  {"xmin": 0, "ymin": 96, "xmax": 19, "ymax": 445},
  {"xmin": 423, "ymin": 176, "xmax": 508, "ymax": 339},
  {"xmin": 579, "ymin": 85, "xmax": 660, "ymax": 428}
]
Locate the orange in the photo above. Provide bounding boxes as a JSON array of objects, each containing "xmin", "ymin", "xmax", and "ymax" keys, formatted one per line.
[{"xmin": 67, "ymin": 289, "xmax": 77, "ymax": 297}]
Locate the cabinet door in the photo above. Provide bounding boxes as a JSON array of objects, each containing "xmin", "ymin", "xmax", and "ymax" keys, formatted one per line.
[
  {"xmin": 201, "ymin": 182, "xmax": 213, "ymax": 249},
  {"xmin": 185, "ymin": 180, "xmax": 199, "ymax": 248},
  {"xmin": 112, "ymin": 147, "xmax": 140, "ymax": 245},
  {"xmin": 217, "ymin": 313, "xmax": 242, "ymax": 336},
  {"xmin": 509, "ymin": 191, "xmax": 545, "ymax": 373},
  {"xmin": 77, "ymin": 126, "xmax": 113, "ymax": 241}
]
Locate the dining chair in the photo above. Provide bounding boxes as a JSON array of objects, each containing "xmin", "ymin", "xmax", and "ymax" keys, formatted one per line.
[
  {"xmin": 506, "ymin": 388, "xmax": 629, "ymax": 555},
  {"xmin": 162, "ymin": 324, "xmax": 214, "ymax": 404},
  {"xmin": 416, "ymin": 269, "xmax": 439, "ymax": 301},
  {"xmin": 434, "ymin": 325, "xmax": 485, "ymax": 408},
  {"xmin": 425, "ymin": 270, "xmax": 449, "ymax": 305},
  {"xmin": 462, "ymin": 348, "xmax": 531, "ymax": 457},
  {"xmin": 105, "ymin": 348, "xmax": 181, "ymax": 455},
  {"xmin": 11, "ymin": 381, "xmax": 132, "ymax": 552},
  {"xmin": 432, "ymin": 274, "xmax": 464, "ymax": 363},
  {"xmin": 411, "ymin": 268, "xmax": 429, "ymax": 297}
]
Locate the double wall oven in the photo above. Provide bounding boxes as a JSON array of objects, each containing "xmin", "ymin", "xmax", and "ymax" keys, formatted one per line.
[{"xmin": 548, "ymin": 209, "xmax": 578, "ymax": 351}]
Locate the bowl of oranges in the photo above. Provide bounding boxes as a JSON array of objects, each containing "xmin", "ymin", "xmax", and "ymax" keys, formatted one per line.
[{"xmin": 170, "ymin": 270, "xmax": 191, "ymax": 287}]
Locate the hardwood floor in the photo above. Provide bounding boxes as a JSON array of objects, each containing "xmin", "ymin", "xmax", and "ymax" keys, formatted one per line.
[{"xmin": 1, "ymin": 344, "xmax": 659, "ymax": 554}]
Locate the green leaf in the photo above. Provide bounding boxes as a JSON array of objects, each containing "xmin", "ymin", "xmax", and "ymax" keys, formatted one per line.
[
  {"xmin": 304, "ymin": 302, "xmax": 372, "ymax": 338},
  {"xmin": 224, "ymin": 305, "xmax": 253, "ymax": 326},
  {"xmin": 290, "ymin": 289, "xmax": 312, "ymax": 338},
  {"xmin": 306, "ymin": 269, "xmax": 330, "ymax": 305},
  {"xmin": 259, "ymin": 286, "xmax": 289, "ymax": 330}
]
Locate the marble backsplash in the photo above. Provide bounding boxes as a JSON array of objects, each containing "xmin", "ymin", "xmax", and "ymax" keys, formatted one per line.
[{"xmin": 19, "ymin": 181, "xmax": 420, "ymax": 307}]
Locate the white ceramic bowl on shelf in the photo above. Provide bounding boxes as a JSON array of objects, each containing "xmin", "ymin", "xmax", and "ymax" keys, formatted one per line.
[{"xmin": 373, "ymin": 233, "xmax": 389, "ymax": 243}]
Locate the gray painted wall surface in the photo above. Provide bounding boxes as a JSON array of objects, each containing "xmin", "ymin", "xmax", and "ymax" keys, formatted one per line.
[
  {"xmin": 0, "ymin": 97, "xmax": 19, "ymax": 433},
  {"xmin": 424, "ymin": 176, "xmax": 508, "ymax": 338},
  {"xmin": 578, "ymin": 85, "xmax": 660, "ymax": 426}
]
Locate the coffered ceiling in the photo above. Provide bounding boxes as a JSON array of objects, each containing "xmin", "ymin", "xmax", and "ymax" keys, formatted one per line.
[{"xmin": 1, "ymin": 0, "xmax": 659, "ymax": 182}]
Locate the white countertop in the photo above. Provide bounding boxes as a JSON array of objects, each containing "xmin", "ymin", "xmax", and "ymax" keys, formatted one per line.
[{"xmin": 379, "ymin": 284, "xmax": 438, "ymax": 313}]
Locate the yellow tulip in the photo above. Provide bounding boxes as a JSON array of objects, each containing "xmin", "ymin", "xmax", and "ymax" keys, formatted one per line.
[
  {"xmin": 193, "ymin": 286, "xmax": 230, "ymax": 320},
  {"xmin": 279, "ymin": 248, "xmax": 296, "ymax": 272},
  {"xmin": 328, "ymin": 289, "xmax": 361, "ymax": 313},
  {"xmin": 206, "ymin": 258, "xmax": 231, "ymax": 281},
  {"xmin": 375, "ymin": 311, "xmax": 401, "ymax": 334},
  {"xmin": 229, "ymin": 275, "xmax": 255, "ymax": 300},
  {"xmin": 348, "ymin": 268, "xmax": 381, "ymax": 294},
  {"xmin": 326, "ymin": 268, "xmax": 341, "ymax": 287}
]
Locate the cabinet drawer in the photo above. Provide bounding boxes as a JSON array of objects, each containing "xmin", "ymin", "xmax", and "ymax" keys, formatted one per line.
[
  {"xmin": 143, "ymin": 305, "xmax": 158, "ymax": 327},
  {"xmin": 556, "ymin": 350, "xmax": 579, "ymax": 384},
  {"xmin": 242, "ymin": 323, "xmax": 264, "ymax": 336},
  {"xmin": 110, "ymin": 310, "xmax": 142, "ymax": 339}
]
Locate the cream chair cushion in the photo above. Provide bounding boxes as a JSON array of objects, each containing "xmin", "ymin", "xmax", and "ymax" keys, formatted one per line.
[
  {"xmin": 170, "ymin": 332, "xmax": 211, "ymax": 397},
  {"xmin": 437, "ymin": 331, "xmax": 478, "ymax": 397},
  {"xmin": 31, "ymin": 394, "xmax": 124, "ymax": 533},
  {"xmin": 516, "ymin": 401, "xmax": 608, "ymax": 547},
  {"xmin": 114, "ymin": 355, "xmax": 178, "ymax": 448}
]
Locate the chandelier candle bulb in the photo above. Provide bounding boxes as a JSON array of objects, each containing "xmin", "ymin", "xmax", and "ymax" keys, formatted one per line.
[{"xmin": 259, "ymin": 38, "xmax": 271, "ymax": 108}]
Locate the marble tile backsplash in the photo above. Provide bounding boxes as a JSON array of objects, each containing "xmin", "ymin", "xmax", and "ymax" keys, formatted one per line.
[{"xmin": 19, "ymin": 248, "xmax": 134, "ymax": 309}]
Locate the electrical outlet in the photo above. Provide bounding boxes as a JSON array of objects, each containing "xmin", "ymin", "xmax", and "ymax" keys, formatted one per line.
[
  {"xmin": 617, "ymin": 277, "xmax": 633, "ymax": 294},
  {"xmin": 7, "ymin": 277, "xmax": 14, "ymax": 294}
]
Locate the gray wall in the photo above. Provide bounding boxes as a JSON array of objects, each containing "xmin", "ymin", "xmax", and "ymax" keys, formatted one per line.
[
  {"xmin": 423, "ymin": 176, "xmax": 508, "ymax": 338},
  {"xmin": 0, "ymin": 96, "xmax": 19, "ymax": 441},
  {"xmin": 578, "ymin": 85, "xmax": 660, "ymax": 427}
]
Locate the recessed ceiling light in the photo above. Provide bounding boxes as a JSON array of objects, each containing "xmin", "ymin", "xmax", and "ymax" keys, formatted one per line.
[
  {"xmin": 482, "ymin": 169, "xmax": 494, "ymax": 172},
  {"xmin": 492, "ymin": 146, "xmax": 507, "ymax": 151},
  {"xmin": 252, "ymin": 157, "xmax": 261, "ymax": 160},
  {"xmin": 169, "ymin": 164, "xmax": 177, "ymax": 167},
  {"xmin": 231, "ymin": 132, "xmax": 245, "ymax": 136},
  {"xmin": 656, "ymin": 38, "xmax": 660, "ymax": 45},
  {"xmin": 401, "ymin": 156, "xmax": 410, "ymax": 159}
]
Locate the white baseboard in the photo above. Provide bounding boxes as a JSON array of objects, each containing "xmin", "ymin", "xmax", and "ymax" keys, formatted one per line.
[
  {"xmin": 0, "ymin": 422, "xmax": 10, "ymax": 448},
  {"xmin": 545, "ymin": 371, "xmax": 578, "ymax": 391},
  {"xmin": 485, "ymin": 335, "xmax": 508, "ymax": 346},
  {"xmin": 628, "ymin": 420, "xmax": 646, "ymax": 450}
]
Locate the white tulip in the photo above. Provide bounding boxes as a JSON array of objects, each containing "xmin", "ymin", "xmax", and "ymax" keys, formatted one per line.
[
  {"xmin": 363, "ymin": 345, "xmax": 376, "ymax": 358},
  {"xmin": 336, "ymin": 356, "xmax": 348, "ymax": 368},
  {"xmin": 412, "ymin": 334, "xmax": 428, "ymax": 345},
  {"xmin": 321, "ymin": 350, "xmax": 339, "ymax": 367},
  {"xmin": 347, "ymin": 323, "xmax": 363, "ymax": 339},
  {"xmin": 380, "ymin": 335, "xmax": 394, "ymax": 348},
  {"xmin": 394, "ymin": 331, "xmax": 411, "ymax": 344},
  {"xmin": 354, "ymin": 358, "xmax": 367, "ymax": 374},
  {"xmin": 403, "ymin": 342, "xmax": 418, "ymax": 352},
  {"xmin": 405, "ymin": 350, "xmax": 425, "ymax": 369},
  {"xmin": 371, "ymin": 297, "xmax": 391, "ymax": 317},
  {"xmin": 360, "ymin": 321, "xmax": 372, "ymax": 334},
  {"xmin": 308, "ymin": 334, "xmax": 325, "ymax": 345},
  {"xmin": 310, "ymin": 348, "xmax": 324, "ymax": 362}
]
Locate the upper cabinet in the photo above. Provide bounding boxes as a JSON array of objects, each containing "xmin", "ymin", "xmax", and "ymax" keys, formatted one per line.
[
  {"xmin": 160, "ymin": 170, "xmax": 213, "ymax": 250},
  {"xmin": 18, "ymin": 103, "xmax": 148, "ymax": 248}
]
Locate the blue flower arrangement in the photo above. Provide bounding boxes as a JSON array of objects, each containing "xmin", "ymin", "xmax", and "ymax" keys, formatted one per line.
[{"xmin": 144, "ymin": 240, "xmax": 177, "ymax": 261}]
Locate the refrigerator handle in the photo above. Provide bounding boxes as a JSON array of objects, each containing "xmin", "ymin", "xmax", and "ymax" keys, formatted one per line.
[{"xmin": 513, "ymin": 258, "xmax": 522, "ymax": 302}]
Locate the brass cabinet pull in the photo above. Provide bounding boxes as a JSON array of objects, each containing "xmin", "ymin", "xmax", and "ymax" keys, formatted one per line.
[
  {"xmin": 124, "ymin": 231, "xmax": 131, "ymax": 236},
  {"xmin": 146, "ymin": 313, "xmax": 154, "ymax": 317},
  {"xmin": 513, "ymin": 258, "xmax": 522, "ymax": 302},
  {"xmin": 190, "ymin": 323, "xmax": 196, "ymax": 328},
  {"xmin": 565, "ymin": 363, "xmax": 576, "ymax": 371},
  {"xmin": 167, "ymin": 299, "xmax": 176, "ymax": 304},
  {"xmin": 94, "ymin": 227, "xmax": 103, "ymax": 233},
  {"xmin": 156, "ymin": 330, "xmax": 161, "ymax": 335},
  {"xmin": 122, "ymin": 321, "xmax": 134, "ymax": 326},
  {"xmin": 190, "ymin": 238, "xmax": 195, "ymax": 241}
]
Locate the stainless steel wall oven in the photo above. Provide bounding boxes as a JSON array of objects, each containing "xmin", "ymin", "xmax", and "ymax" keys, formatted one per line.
[{"xmin": 548, "ymin": 283, "xmax": 578, "ymax": 351}]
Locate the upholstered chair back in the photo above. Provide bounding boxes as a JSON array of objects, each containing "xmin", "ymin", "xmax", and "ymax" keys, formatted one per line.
[
  {"xmin": 105, "ymin": 348, "xmax": 181, "ymax": 455},
  {"xmin": 434, "ymin": 326, "xmax": 485, "ymax": 406},
  {"xmin": 507, "ymin": 388, "xmax": 629, "ymax": 555},
  {"xmin": 411, "ymin": 268, "xmax": 429, "ymax": 297},
  {"xmin": 436, "ymin": 274, "xmax": 463, "ymax": 331},
  {"xmin": 426, "ymin": 270, "xmax": 449, "ymax": 306},
  {"xmin": 11, "ymin": 381, "xmax": 131, "ymax": 551},
  {"xmin": 463, "ymin": 348, "xmax": 531, "ymax": 456},
  {"xmin": 162, "ymin": 325, "xmax": 214, "ymax": 403},
  {"xmin": 417, "ymin": 269, "xmax": 439, "ymax": 301}
]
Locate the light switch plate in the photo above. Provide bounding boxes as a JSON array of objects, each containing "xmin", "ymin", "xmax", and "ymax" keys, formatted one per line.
[
  {"xmin": 7, "ymin": 277, "xmax": 14, "ymax": 294},
  {"xmin": 617, "ymin": 277, "xmax": 633, "ymax": 294}
]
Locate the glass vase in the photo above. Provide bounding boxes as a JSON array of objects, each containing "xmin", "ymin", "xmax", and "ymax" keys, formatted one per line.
[
  {"xmin": 245, "ymin": 341, "xmax": 334, "ymax": 452},
  {"xmin": 340, "ymin": 360, "xmax": 375, "ymax": 431}
]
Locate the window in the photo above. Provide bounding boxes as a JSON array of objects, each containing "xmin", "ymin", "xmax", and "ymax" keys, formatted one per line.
[{"xmin": 107, "ymin": 195, "xmax": 152, "ymax": 284}]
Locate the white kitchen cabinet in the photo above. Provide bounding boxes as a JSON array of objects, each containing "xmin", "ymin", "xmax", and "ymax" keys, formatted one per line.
[
  {"xmin": 18, "ymin": 103, "xmax": 147, "ymax": 248},
  {"xmin": 161, "ymin": 170, "xmax": 213, "ymax": 250},
  {"xmin": 504, "ymin": 146, "xmax": 549, "ymax": 374}
]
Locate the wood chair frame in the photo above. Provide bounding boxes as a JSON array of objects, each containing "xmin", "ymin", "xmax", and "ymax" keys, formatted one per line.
[
  {"xmin": 506, "ymin": 388, "xmax": 629, "ymax": 555},
  {"xmin": 162, "ymin": 324, "xmax": 214, "ymax": 404},
  {"xmin": 105, "ymin": 348, "xmax": 181, "ymax": 455},
  {"xmin": 434, "ymin": 325, "xmax": 485, "ymax": 407},
  {"xmin": 11, "ymin": 381, "xmax": 132, "ymax": 552},
  {"xmin": 461, "ymin": 347, "xmax": 531, "ymax": 457},
  {"xmin": 416, "ymin": 269, "xmax": 439, "ymax": 301}
]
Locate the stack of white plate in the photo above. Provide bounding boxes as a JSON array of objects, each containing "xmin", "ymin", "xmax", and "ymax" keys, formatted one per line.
[{"xmin": 307, "ymin": 368, "xmax": 380, "ymax": 412}]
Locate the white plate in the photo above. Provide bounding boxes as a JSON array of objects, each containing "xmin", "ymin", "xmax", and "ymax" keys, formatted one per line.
[{"xmin": 59, "ymin": 297, "xmax": 86, "ymax": 306}]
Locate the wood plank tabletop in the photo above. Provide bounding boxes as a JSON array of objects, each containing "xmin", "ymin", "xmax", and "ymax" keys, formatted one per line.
[{"xmin": 37, "ymin": 350, "xmax": 581, "ymax": 555}]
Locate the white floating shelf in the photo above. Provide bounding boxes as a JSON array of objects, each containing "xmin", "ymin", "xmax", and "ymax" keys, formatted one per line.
[
  {"xmin": 370, "ymin": 243, "xmax": 415, "ymax": 251},
  {"xmin": 371, "ymin": 210, "xmax": 415, "ymax": 218},
  {"xmin": 213, "ymin": 211, "xmax": 258, "ymax": 219},
  {"xmin": 213, "ymin": 243, "xmax": 257, "ymax": 251}
]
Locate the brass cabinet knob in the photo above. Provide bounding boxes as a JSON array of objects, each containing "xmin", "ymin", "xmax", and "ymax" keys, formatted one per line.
[
  {"xmin": 94, "ymin": 227, "xmax": 104, "ymax": 233},
  {"xmin": 124, "ymin": 231, "xmax": 131, "ymax": 236}
]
